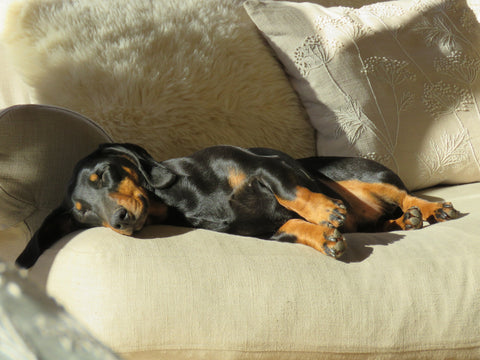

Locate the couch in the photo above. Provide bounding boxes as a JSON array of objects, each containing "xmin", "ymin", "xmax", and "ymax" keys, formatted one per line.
[{"xmin": 1, "ymin": 0, "xmax": 479, "ymax": 359}]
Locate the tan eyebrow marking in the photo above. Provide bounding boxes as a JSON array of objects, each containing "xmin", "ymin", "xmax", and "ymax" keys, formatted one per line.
[
  {"xmin": 89, "ymin": 173, "xmax": 99, "ymax": 182},
  {"xmin": 122, "ymin": 166, "xmax": 139, "ymax": 182},
  {"xmin": 75, "ymin": 202, "xmax": 83, "ymax": 211}
]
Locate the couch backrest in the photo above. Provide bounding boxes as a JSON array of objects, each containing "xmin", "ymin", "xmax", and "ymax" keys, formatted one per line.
[{"xmin": 1, "ymin": 0, "xmax": 317, "ymax": 161}]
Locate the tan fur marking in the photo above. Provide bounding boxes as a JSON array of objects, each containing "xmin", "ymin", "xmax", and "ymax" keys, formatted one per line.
[
  {"xmin": 109, "ymin": 168, "xmax": 149, "ymax": 228},
  {"xmin": 122, "ymin": 166, "xmax": 140, "ymax": 182},
  {"xmin": 277, "ymin": 219, "xmax": 326, "ymax": 251},
  {"xmin": 75, "ymin": 202, "xmax": 82, "ymax": 211},
  {"xmin": 111, "ymin": 177, "xmax": 147, "ymax": 216},
  {"xmin": 228, "ymin": 168, "xmax": 247, "ymax": 189},
  {"xmin": 275, "ymin": 186, "xmax": 344, "ymax": 225},
  {"xmin": 383, "ymin": 213, "xmax": 420, "ymax": 231},
  {"xmin": 89, "ymin": 173, "xmax": 99, "ymax": 182},
  {"xmin": 276, "ymin": 219, "xmax": 345, "ymax": 256}
]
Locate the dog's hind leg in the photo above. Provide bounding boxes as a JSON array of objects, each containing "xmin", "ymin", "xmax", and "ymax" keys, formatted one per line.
[
  {"xmin": 274, "ymin": 186, "xmax": 347, "ymax": 228},
  {"xmin": 383, "ymin": 195, "xmax": 460, "ymax": 230},
  {"xmin": 322, "ymin": 180, "xmax": 461, "ymax": 231}
]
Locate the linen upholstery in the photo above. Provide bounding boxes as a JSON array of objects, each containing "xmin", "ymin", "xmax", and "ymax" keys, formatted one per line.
[
  {"xmin": 0, "ymin": 1, "xmax": 479, "ymax": 359},
  {"xmin": 29, "ymin": 183, "xmax": 480, "ymax": 360},
  {"xmin": 0, "ymin": 260, "xmax": 123, "ymax": 360},
  {"xmin": 244, "ymin": 0, "xmax": 480, "ymax": 190}
]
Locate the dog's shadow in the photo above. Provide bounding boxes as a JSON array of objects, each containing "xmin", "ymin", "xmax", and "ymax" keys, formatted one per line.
[
  {"xmin": 339, "ymin": 232, "xmax": 405, "ymax": 263},
  {"xmin": 136, "ymin": 225, "xmax": 194, "ymax": 240}
]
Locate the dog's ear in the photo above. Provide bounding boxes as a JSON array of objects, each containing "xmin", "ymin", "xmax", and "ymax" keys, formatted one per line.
[
  {"xmin": 16, "ymin": 206, "xmax": 83, "ymax": 269},
  {"xmin": 100, "ymin": 143, "xmax": 176, "ymax": 189}
]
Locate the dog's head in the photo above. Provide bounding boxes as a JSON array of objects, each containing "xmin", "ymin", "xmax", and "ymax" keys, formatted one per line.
[
  {"xmin": 16, "ymin": 143, "xmax": 176, "ymax": 268},
  {"xmin": 67, "ymin": 143, "xmax": 175, "ymax": 235}
]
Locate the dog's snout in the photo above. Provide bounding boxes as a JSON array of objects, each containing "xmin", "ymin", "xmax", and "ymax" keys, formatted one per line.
[{"xmin": 111, "ymin": 207, "xmax": 131, "ymax": 229}]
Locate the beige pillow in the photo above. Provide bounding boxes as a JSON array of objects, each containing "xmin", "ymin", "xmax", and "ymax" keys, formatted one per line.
[
  {"xmin": 2, "ymin": 0, "xmax": 315, "ymax": 160},
  {"xmin": 244, "ymin": 0, "xmax": 480, "ymax": 190},
  {"xmin": 0, "ymin": 105, "xmax": 111, "ymax": 232},
  {"xmin": 0, "ymin": 42, "xmax": 33, "ymax": 108}
]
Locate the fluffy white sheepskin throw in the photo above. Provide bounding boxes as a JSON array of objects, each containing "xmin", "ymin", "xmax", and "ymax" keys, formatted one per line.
[{"xmin": 3, "ymin": 0, "xmax": 314, "ymax": 160}]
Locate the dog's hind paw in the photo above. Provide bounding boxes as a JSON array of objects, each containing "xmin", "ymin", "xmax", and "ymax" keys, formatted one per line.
[
  {"xmin": 433, "ymin": 202, "xmax": 460, "ymax": 222},
  {"xmin": 403, "ymin": 206, "xmax": 423, "ymax": 230},
  {"xmin": 323, "ymin": 228, "xmax": 347, "ymax": 259}
]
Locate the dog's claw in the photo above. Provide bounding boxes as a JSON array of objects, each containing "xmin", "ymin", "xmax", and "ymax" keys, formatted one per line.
[
  {"xmin": 326, "ymin": 200, "xmax": 347, "ymax": 228},
  {"xmin": 330, "ymin": 211, "xmax": 345, "ymax": 224},
  {"xmin": 323, "ymin": 229, "xmax": 346, "ymax": 259}
]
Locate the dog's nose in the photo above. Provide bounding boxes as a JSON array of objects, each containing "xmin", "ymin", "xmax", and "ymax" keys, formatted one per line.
[{"xmin": 111, "ymin": 207, "xmax": 131, "ymax": 230}]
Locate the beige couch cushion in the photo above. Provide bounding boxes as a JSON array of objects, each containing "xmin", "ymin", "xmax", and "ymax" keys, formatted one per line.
[
  {"xmin": 244, "ymin": 0, "xmax": 480, "ymax": 190},
  {"xmin": 28, "ymin": 183, "xmax": 480, "ymax": 360}
]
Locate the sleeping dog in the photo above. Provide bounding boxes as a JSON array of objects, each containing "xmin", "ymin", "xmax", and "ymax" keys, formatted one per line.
[{"xmin": 16, "ymin": 143, "xmax": 460, "ymax": 268}]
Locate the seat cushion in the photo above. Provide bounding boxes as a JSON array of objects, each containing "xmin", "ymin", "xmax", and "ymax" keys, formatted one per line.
[{"xmin": 29, "ymin": 182, "xmax": 480, "ymax": 360}]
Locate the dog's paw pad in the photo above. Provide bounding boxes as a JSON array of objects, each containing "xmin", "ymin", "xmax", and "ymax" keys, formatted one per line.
[
  {"xmin": 434, "ymin": 202, "xmax": 460, "ymax": 221},
  {"xmin": 404, "ymin": 206, "xmax": 423, "ymax": 230}
]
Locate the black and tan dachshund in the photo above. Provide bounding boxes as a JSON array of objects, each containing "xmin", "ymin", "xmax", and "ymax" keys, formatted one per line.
[{"xmin": 16, "ymin": 143, "xmax": 460, "ymax": 268}]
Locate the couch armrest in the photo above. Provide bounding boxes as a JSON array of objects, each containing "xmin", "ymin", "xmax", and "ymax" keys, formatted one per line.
[{"xmin": 0, "ymin": 105, "xmax": 111, "ymax": 237}]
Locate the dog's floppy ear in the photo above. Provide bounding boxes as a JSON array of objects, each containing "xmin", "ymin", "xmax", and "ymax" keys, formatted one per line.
[
  {"xmin": 100, "ymin": 143, "xmax": 176, "ymax": 189},
  {"xmin": 16, "ymin": 206, "xmax": 83, "ymax": 269}
]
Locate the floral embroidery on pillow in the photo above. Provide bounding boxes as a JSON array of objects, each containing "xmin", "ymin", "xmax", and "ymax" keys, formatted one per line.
[{"xmin": 289, "ymin": 0, "xmax": 480, "ymax": 189}]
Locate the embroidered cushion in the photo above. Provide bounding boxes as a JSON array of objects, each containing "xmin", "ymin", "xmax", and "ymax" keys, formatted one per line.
[{"xmin": 244, "ymin": 0, "xmax": 480, "ymax": 190}]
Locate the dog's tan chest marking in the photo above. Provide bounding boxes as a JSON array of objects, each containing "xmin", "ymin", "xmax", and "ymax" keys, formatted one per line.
[{"xmin": 228, "ymin": 168, "xmax": 247, "ymax": 189}]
